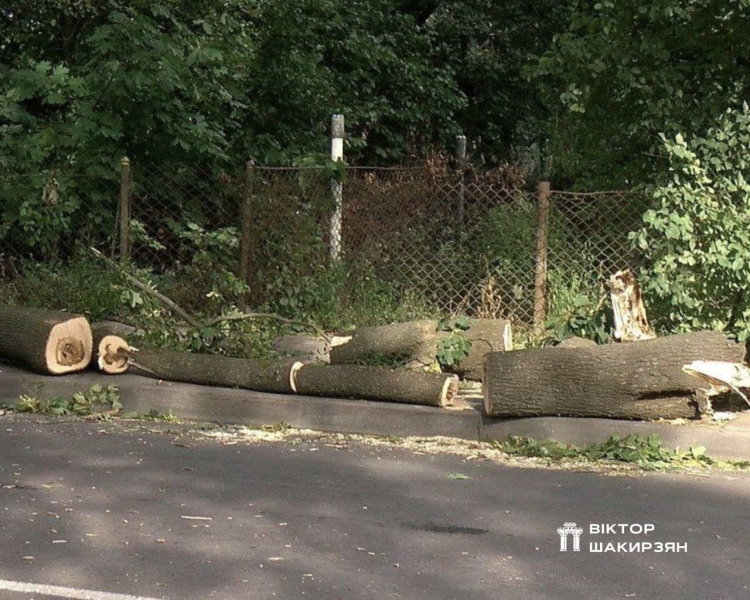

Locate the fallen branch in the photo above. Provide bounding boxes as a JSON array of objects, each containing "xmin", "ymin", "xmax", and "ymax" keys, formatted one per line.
[
  {"xmin": 293, "ymin": 364, "xmax": 459, "ymax": 407},
  {"xmin": 206, "ymin": 312, "xmax": 332, "ymax": 344},
  {"xmin": 92, "ymin": 248, "xmax": 329, "ymax": 342},
  {"xmin": 91, "ymin": 248, "xmax": 199, "ymax": 328},
  {"xmin": 127, "ymin": 346, "xmax": 303, "ymax": 394}
]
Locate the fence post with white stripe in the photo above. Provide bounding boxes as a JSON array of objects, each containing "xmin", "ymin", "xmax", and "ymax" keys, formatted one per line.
[{"xmin": 329, "ymin": 114, "xmax": 344, "ymax": 261}]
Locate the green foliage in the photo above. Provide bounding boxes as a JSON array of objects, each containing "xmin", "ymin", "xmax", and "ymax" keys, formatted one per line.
[
  {"xmin": 545, "ymin": 269, "xmax": 610, "ymax": 344},
  {"xmin": 632, "ymin": 105, "xmax": 750, "ymax": 338},
  {"xmin": 1, "ymin": 251, "xmax": 126, "ymax": 320},
  {"xmin": 435, "ymin": 316, "xmax": 472, "ymax": 369},
  {"xmin": 495, "ymin": 434, "xmax": 748, "ymax": 471},
  {"xmin": 535, "ymin": 0, "xmax": 750, "ymax": 187},
  {"xmin": 16, "ymin": 383, "xmax": 122, "ymax": 417}
]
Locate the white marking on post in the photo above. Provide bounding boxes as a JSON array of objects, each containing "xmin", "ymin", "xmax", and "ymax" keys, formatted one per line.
[{"xmin": 0, "ymin": 579, "xmax": 164, "ymax": 600}]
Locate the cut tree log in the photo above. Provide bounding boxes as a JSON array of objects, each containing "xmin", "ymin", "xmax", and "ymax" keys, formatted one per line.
[
  {"xmin": 608, "ymin": 269, "xmax": 656, "ymax": 342},
  {"xmin": 483, "ymin": 330, "xmax": 745, "ymax": 420},
  {"xmin": 328, "ymin": 318, "xmax": 512, "ymax": 380},
  {"xmin": 293, "ymin": 364, "xmax": 459, "ymax": 407},
  {"xmin": 0, "ymin": 307, "xmax": 92, "ymax": 374},
  {"xmin": 127, "ymin": 347, "xmax": 303, "ymax": 395},
  {"xmin": 556, "ymin": 336, "xmax": 598, "ymax": 349}
]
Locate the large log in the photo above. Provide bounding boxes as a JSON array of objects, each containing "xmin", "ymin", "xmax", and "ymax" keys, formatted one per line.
[
  {"xmin": 329, "ymin": 318, "xmax": 511, "ymax": 380},
  {"xmin": 0, "ymin": 307, "xmax": 92, "ymax": 374},
  {"xmin": 483, "ymin": 331, "xmax": 745, "ymax": 420},
  {"xmin": 127, "ymin": 347, "xmax": 303, "ymax": 394},
  {"xmin": 294, "ymin": 364, "xmax": 459, "ymax": 407}
]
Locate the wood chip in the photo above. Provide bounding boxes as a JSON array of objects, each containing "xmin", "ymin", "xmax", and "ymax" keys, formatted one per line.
[{"xmin": 181, "ymin": 515, "xmax": 212, "ymax": 521}]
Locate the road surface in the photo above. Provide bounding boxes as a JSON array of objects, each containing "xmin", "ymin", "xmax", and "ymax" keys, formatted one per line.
[{"xmin": 0, "ymin": 414, "xmax": 748, "ymax": 599}]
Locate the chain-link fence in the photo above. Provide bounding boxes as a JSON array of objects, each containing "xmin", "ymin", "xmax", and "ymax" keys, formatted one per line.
[{"xmin": 0, "ymin": 157, "xmax": 651, "ymax": 327}]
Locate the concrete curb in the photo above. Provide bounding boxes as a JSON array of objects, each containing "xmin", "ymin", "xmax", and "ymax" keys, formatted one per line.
[{"xmin": 2, "ymin": 364, "xmax": 749, "ymax": 461}]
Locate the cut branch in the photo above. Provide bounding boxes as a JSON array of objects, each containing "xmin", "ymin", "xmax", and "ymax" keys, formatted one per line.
[
  {"xmin": 329, "ymin": 318, "xmax": 511, "ymax": 380},
  {"xmin": 206, "ymin": 312, "xmax": 331, "ymax": 343}
]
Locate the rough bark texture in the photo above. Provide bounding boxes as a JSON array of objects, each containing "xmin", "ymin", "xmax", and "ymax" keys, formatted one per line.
[
  {"xmin": 294, "ymin": 364, "xmax": 459, "ymax": 407},
  {"xmin": 483, "ymin": 331, "xmax": 746, "ymax": 420},
  {"xmin": 91, "ymin": 321, "xmax": 139, "ymax": 341},
  {"xmin": 128, "ymin": 347, "xmax": 302, "ymax": 394},
  {"xmin": 329, "ymin": 319, "xmax": 510, "ymax": 380},
  {"xmin": 556, "ymin": 336, "xmax": 598, "ymax": 349},
  {"xmin": 0, "ymin": 307, "xmax": 92, "ymax": 374}
]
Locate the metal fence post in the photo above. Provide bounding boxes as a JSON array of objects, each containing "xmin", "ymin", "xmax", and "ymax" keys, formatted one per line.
[
  {"xmin": 455, "ymin": 135, "xmax": 467, "ymax": 224},
  {"xmin": 118, "ymin": 157, "xmax": 131, "ymax": 267},
  {"xmin": 330, "ymin": 114, "xmax": 344, "ymax": 261},
  {"xmin": 239, "ymin": 160, "xmax": 254, "ymax": 307},
  {"xmin": 533, "ymin": 181, "xmax": 551, "ymax": 332}
]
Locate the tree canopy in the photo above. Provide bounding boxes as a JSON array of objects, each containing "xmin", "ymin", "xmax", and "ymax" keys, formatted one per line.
[{"xmin": 1, "ymin": 0, "xmax": 749, "ymax": 179}]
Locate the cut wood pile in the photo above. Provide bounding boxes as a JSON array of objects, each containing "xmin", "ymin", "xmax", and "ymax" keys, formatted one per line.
[
  {"xmin": 4, "ymin": 264, "xmax": 750, "ymax": 420},
  {"xmin": 0, "ymin": 309, "xmax": 466, "ymax": 408}
]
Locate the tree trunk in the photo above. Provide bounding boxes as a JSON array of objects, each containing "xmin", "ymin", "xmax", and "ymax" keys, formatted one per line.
[
  {"xmin": 556, "ymin": 336, "xmax": 598, "ymax": 349},
  {"xmin": 329, "ymin": 318, "xmax": 511, "ymax": 380},
  {"xmin": 483, "ymin": 331, "xmax": 745, "ymax": 420},
  {"xmin": 127, "ymin": 347, "xmax": 303, "ymax": 395},
  {"xmin": 0, "ymin": 307, "xmax": 92, "ymax": 374},
  {"xmin": 294, "ymin": 364, "xmax": 459, "ymax": 407}
]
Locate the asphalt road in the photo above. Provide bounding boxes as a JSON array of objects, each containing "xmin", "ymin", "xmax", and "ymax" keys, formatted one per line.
[{"xmin": 0, "ymin": 414, "xmax": 748, "ymax": 600}]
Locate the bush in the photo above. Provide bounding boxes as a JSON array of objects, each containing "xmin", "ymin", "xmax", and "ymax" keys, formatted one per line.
[{"xmin": 632, "ymin": 104, "xmax": 750, "ymax": 338}]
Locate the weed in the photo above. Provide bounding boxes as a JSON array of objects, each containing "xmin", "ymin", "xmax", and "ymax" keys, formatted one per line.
[
  {"xmin": 493, "ymin": 434, "xmax": 750, "ymax": 471},
  {"xmin": 15, "ymin": 383, "xmax": 122, "ymax": 418},
  {"xmin": 435, "ymin": 316, "xmax": 472, "ymax": 370}
]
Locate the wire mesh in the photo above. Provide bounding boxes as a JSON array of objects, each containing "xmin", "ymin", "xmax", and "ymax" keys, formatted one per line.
[{"xmin": 0, "ymin": 157, "xmax": 652, "ymax": 325}]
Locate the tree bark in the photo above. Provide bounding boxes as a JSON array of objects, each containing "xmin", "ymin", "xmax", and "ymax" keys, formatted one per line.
[
  {"xmin": 556, "ymin": 336, "xmax": 598, "ymax": 349},
  {"xmin": 0, "ymin": 307, "xmax": 92, "ymax": 374},
  {"xmin": 483, "ymin": 331, "xmax": 746, "ymax": 420},
  {"xmin": 329, "ymin": 318, "xmax": 511, "ymax": 380},
  {"xmin": 294, "ymin": 364, "xmax": 459, "ymax": 407},
  {"xmin": 127, "ymin": 347, "xmax": 303, "ymax": 395}
]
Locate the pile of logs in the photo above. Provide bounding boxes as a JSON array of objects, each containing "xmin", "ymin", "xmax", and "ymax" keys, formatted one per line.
[
  {"xmin": 0, "ymin": 308, "xmax": 472, "ymax": 408},
  {"xmin": 4, "ymin": 265, "xmax": 749, "ymax": 420}
]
